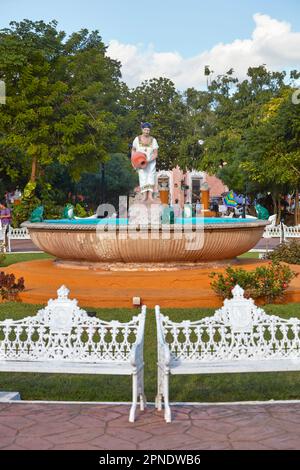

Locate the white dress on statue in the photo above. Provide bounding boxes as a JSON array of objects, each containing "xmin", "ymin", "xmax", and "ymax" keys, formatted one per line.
[{"xmin": 132, "ymin": 136, "xmax": 159, "ymax": 193}]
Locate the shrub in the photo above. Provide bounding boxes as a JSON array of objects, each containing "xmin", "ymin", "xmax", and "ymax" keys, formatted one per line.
[
  {"xmin": 74, "ymin": 203, "xmax": 87, "ymax": 218},
  {"xmin": 266, "ymin": 240, "xmax": 300, "ymax": 265},
  {"xmin": 12, "ymin": 196, "xmax": 41, "ymax": 227},
  {"xmin": 0, "ymin": 272, "xmax": 25, "ymax": 301},
  {"xmin": 210, "ymin": 262, "xmax": 297, "ymax": 304}
]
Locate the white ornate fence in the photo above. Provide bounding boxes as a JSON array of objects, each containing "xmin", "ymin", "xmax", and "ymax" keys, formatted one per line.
[
  {"xmin": 0, "ymin": 285, "xmax": 146, "ymax": 422},
  {"xmin": 263, "ymin": 222, "xmax": 300, "ymax": 243},
  {"xmin": 7, "ymin": 226, "xmax": 30, "ymax": 252},
  {"xmin": 156, "ymin": 285, "xmax": 300, "ymax": 422},
  {"xmin": 283, "ymin": 225, "xmax": 300, "ymax": 239}
]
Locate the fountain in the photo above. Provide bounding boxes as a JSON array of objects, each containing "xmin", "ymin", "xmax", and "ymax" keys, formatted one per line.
[{"xmin": 25, "ymin": 205, "xmax": 267, "ymax": 266}]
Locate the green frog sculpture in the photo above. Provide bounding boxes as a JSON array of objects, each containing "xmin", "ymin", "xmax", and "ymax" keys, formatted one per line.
[
  {"xmin": 255, "ymin": 203, "xmax": 269, "ymax": 220},
  {"xmin": 62, "ymin": 203, "xmax": 74, "ymax": 220},
  {"xmin": 29, "ymin": 206, "xmax": 44, "ymax": 223}
]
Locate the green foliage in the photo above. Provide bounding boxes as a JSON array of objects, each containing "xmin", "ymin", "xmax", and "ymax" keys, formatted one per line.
[
  {"xmin": 128, "ymin": 78, "xmax": 187, "ymax": 170},
  {"xmin": 74, "ymin": 203, "xmax": 87, "ymax": 218},
  {"xmin": 267, "ymin": 241, "xmax": 300, "ymax": 265},
  {"xmin": 12, "ymin": 196, "xmax": 41, "ymax": 228},
  {"xmin": 198, "ymin": 66, "xmax": 299, "ymax": 198},
  {"xmin": 0, "ymin": 19, "xmax": 299, "ymax": 213},
  {"xmin": 210, "ymin": 262, "xmax": 297, "ymax": 304},
  {"xmin": 75, "ymin": 153, "xmax": 138, "ymax": 209},
  {"xmin": 0, "ymin": 247, "xmax": 5, "ymax": 266},
  {"xmin": 0, "ymin": 20, "xmax": 124, "ymax": 186}
]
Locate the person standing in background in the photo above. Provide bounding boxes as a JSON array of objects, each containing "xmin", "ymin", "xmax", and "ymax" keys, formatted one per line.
[{"xmin": 0, "ymin": 201, "xmax": 11, "ymax": 225}]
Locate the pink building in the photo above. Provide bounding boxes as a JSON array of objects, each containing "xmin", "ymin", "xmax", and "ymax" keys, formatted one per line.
[{"xmin": 156, "ymin": 166, "xmax": 228, "ymax": 207}]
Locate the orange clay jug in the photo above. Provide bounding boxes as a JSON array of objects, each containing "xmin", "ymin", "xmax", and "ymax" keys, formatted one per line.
[{"xmin": 131, "ymin": 152, "xmax": 147, "ymax": 169}]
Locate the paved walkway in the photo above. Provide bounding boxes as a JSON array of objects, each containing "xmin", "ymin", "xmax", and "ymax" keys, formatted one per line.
[
  {"xmin": 0, "ymin": 401, "xmax": 300, "ymax": 450},
  {"xmin": 9, "ymin": 239, "xmax": 40, "ymax": 252}
]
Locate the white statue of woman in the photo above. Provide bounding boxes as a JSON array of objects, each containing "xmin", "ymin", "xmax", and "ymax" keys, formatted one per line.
[{"xmin": 131, "ymin": 122, "xmax": 159, "ymax": 203}]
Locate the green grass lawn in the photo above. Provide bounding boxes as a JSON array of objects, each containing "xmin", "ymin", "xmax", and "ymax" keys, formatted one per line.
[
  {"xmin": 238, "ymin": 251, "xmax": 260, "ymax": 259},
  {"xmin": 1, "ymin": 250, "xmax": 260, "ymax": 267},
  {"xmin": 1, "ymin": 252, "xmax": 53, "ymax": 267},
  {"xmin": 1, "ymin": 302, "xmax": 300, "ymax": 403}
]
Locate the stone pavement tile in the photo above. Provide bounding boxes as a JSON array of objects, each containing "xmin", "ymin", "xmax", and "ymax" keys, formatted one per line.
[
  {"xmin": 129, "ymin": 409, "xmax": 166, "ymax": 426},
  {"xmin": 137, "ymin": 421, "xmax": 191, "ymax": 436},
  {"xmin": 0, "ymin": 415, "xmax": 36, "ymax": 430},
  {"xmin": 0, "ymin": 423, "xmax": 18, "ymax": 437},
  {"xmin": 230, "ymin": 441, "xmax": 271, "ymax": 450},
  {"xmin": 0, "ymin": 435, "xmax": 19, "ymax": 449},
  {"xmin": 70, "ymin": 414, "xmax": 109, "ymax": 429},
  {"xmin": 89, "ymin": 434, "xmax": 137, "ymax": 450},
  {"xmin": 186, "ymin": 426, "xmax": 225, "ymax": 442},
  {"xmin": 140, "ymin": 433, "xmax": 198, "ymax": 451},
  {"xmin": 196, "ymin": 406, "xmax": 242, "ymax": 419},
  {"xmin": 52, "ymin": 443, "xmax": 105, "ymax": 450},
  {"xmin": 31, "ymin": 410, "xmax": 82, "ymax": 424},
  {"xmin": 181, "ymin": 408, "xmax": 211, "ymax": 420},
  {"xmin": 45, "ymin": 429, "xmax": 105, "ymax": 445},
  {"xmin": 228, "ymin": 423, "xmax": 283, "ymax": 442},
  {"xmin": 222, "ymin": 412, "xmax": 272, "ymax": 427},
  {"xmin": 191, "ymin": 419, "xmax": 238, "ymax": 435},
  {"xmin": 182, "ymin": 441, "xmax": 233, "ymax": 450},
  {"xmin": 105, "ymin": 427, "xmax": 152, "ymax": 445},
  {"xmin": 269, "ymin": 408, "xmax": 300, "ymax": 424},
  {"xmin": 0, "ymin": 403, "xmax": 33, "ymax": 417},
  {"xmin": 168, "ymin": 408, "xmax": 193, "ymax": 421},
  {"xmin": 260, "ymin": 434, "xmax": 300, "ymax": 450},
  {"xmin": 107, "ymin": 414, "xmax": 163, "ymax": 427},
  {"xmin": 14, "ymin": 436, "xmax": 54, "ymax": 450},
  {"xmin": 80, "ymin": 406, "xmax": 124, "ymax": 422},
  {"xmin": 21, "ymin": 421, "xmax": 78, "ymax": 437},
  {"xmin": 1, "ymin": 444, "xmax": 28, "ymax": 450},
  {"xmin": 271, "ymin": 418, "xmax": 300, "ymax": 434}
]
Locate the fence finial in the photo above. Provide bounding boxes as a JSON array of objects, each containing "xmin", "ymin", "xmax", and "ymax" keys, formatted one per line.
[{"xmin": 231, "ymin": 285, "xmax": 245, "ymax": 299}]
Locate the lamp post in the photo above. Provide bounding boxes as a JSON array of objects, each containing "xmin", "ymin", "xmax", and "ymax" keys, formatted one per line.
[
  {"xmin": 242, "ymin": 194, "xmax": 246, "ymax": 218},
  {"xmin": 242, "ymin": 182, "xmax": 248, "ymax": 219}
]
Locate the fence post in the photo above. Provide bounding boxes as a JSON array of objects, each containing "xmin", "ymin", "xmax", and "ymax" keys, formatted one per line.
[{"xmin": 280, "ymin": 220, "xmax": 285, "ymax": 244}]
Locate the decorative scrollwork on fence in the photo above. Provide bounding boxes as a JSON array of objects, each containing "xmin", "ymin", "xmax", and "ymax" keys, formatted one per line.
[
  {"xmin": 0, "ymin": 285, "xmax": 142, "ymax": 362},
  {"xmin": 160, "ymin": 285, "xmax": 300, "ymax": 362}
]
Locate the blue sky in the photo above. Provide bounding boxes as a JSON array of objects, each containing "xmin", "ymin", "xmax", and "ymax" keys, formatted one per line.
[
  {"xmin": 1, "ymin": 0, "xmax": 300, "ymax": 89},
  {"xmin": 1, "ymin": 0, "xmax": 300, "ymax": 56}
]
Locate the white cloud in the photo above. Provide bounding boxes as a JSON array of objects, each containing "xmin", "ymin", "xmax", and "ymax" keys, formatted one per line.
[{"xmin": 106, "ymin": 13, "xmax": 300, "ymax": 89}]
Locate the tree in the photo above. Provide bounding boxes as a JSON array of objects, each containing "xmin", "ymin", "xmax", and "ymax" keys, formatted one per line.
[
  {"xmin": 74, "ymin": 153, "xmax": 138, "ymax": 209},
  {"xmin": 128, "ymin": 78, "xmax": 187, "ymax": 170},
  {"xmin": 197, "ymin": 66, "xmax": 294, "ymax": 203},
  {"xmin": 0, "ymin": 20, "xmax": 124, "ymax": 187}
]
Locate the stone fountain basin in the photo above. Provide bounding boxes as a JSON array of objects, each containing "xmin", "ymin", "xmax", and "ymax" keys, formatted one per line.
[{"xmin": 26, "ymin": 220, "xmax": 268, "ymax": 263}]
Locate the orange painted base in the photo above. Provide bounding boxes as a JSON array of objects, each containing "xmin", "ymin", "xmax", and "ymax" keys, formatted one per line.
[{"xmin": 4, "ymin": 259, "xmax": 300, "ymax": 308}]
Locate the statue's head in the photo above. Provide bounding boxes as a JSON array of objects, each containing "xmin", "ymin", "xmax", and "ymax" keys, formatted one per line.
[
  {"xmin": 141, "ymin": 122, "xmax": 152, "ymax": 129},
  {"xmin": 141, "ymin": 122, "xmax": 152, "ymax": 135}
]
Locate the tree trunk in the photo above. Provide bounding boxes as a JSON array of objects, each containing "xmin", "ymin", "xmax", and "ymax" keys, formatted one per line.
[
  {"xmin": 277, "ymin": 194, "xmax": 281, "ymax": 225},
  {"xmin": 272, "ymin": 193, "xmax": 279, "ymax": 224},
  {"xmin": 295, "ymin": 189, "xmax": 299, "ymax": 226},
  {"xmin": 30, "ymin": 156, "xmax": 37, "ymax": 183}
]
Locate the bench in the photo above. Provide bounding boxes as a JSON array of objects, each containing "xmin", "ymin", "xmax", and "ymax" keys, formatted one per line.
[
  {"xmin": 0, "ymin": 285, "xmax": 146, "ymax": 422},
  {"xmin": 155, "ymin": 285, "xmax": 300, "ymax": 422}
]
